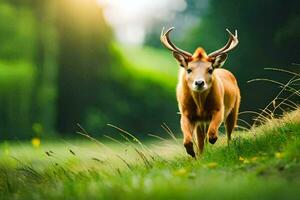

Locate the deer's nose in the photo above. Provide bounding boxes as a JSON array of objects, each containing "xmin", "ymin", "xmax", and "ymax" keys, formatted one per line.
[{"xmin": 195, "ymin": 80, "xmax": 205, "ymax": 87}]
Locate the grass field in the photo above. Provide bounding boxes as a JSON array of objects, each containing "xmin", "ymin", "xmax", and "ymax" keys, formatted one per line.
[{"xmin": 0, "ymin": 109, "xmax": 299, "ymax": 200}]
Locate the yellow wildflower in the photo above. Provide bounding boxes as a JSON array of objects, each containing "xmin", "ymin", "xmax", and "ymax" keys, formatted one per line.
[
  {"xmin": 239, "ymin": 156, "xmax": 250, "ymax": 164},
  {"xmin": 275, "ymin": 152, "xmax": 284, "ymax": 159},
  {"xmin": 207, "ymin": 162, "xmax": 218, "ymax": 169},
  {"xmin": 174, "ymin": 168, "xmax": 188, "ymax": 176},
  {"xmin": 243, "ymin": 159, "xmax": 250, "ymax": 164},
  {"xmin": 251, "ymin": 157, "xmax": 258, "ymax": 162},
  {"xmin": 31, "ymin": 137, "xmax": 41, "ymax": 148}
]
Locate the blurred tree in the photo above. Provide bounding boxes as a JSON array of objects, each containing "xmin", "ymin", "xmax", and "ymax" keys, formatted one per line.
[
  {"xmin": 31, "ymin": 0, "xmax": 58, "ymax": 134},
  {"xmin": 55, "ymin": 0, "xmax": 114, "ymax": 134},
  {"xmin": 0, "ymin": 1, "xmax": 37, "ymax": 139},
  {"xmin": 0, "ymin": 0, "xmax": 180, "ymax": 139}
]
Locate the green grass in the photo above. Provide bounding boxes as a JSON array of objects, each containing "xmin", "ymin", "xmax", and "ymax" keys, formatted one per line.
[
  {"xmin": 115, "ymin": 44, "xmax": 178, "ymax": 90},
  {"xmin": 118, "ymin": 44, "xmax": 178, "ymax": 76},
  {"xmin": 0, "ymin": 109, "xmax": 300, "ymax": 200}
]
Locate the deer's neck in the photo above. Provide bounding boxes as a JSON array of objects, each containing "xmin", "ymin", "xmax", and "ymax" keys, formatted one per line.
[{"xmin": 191, "ymin": 89, "xmax": 210, "ymax": 112}]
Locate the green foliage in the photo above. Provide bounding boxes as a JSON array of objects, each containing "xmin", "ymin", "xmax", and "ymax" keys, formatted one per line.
[
  {"xmin": 81, "ymin": 44, "xmax": 179, "ymax": 137},
  {"xmin": 0, "ymin": 62, "xmax": 35, "ymax": 139},
  {"xmin": 0, "ymin": 109, "xmax": 299, "ymax": 199},
  {"xmin": 119, "ymin": 44, "xmax": 178, "ymax": 78},
  {"xmin": 0, "ymin": 2, "xmax": 36, "ymax": 61},
  {"xmin": 0, "ymin": 0, "xmax": 181, "ymax": 139},
  {"xmin": 0, "ymin": 1, "xmax": 49, "ymax": 139},
  {"xmin": 52, "ymin": 0, "xmax": 179, "ymax": 136}
]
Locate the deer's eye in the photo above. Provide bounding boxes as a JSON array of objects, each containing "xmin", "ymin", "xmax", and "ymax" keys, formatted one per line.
[
  {"xmin": 208, "ymin": 67, "xmax": 213, "ymax": 74},
  {"xmin": 187, "ymin": 69, "xmax": 192, "ymax": 74}
]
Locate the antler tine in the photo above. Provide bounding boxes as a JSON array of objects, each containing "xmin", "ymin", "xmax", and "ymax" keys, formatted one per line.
[
  {"xmin": 160, "ymin": 27, "xmax": 176, "ymax": 51},
  {"xmin": 160, "ymin": 27, "xmax": 192, "ymax": 58},
  {"xmin": 208, "ymin": 36, "xmax": 233, "ymax": 57},
  {"xmin": 223, "ymin": 29, "xmax": 238, "ymax": 53},
  {"xmin": 208, "ymin": 29, "xmax": 239, "ymax": 58}
]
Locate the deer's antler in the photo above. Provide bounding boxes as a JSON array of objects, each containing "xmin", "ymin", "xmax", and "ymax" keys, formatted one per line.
[
  {"xmin": 160, "ymin": 27, "xmax": 192, "ymax": 59},
  {"xmin": 208, "ymin": 29, "xmax": 238, "ymax": 58}
]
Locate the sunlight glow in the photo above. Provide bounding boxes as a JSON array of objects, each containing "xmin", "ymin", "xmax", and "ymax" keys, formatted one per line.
[{"xmin": 97, "ymin": 0, "xmax": 187, "ymax": 45}]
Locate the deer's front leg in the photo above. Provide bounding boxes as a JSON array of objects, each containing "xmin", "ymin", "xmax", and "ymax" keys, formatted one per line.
[
  {"xmin": 196, "ymin": 124, "xmax": 206, "ymax": 155},
  {"xmin": 207, "ymin": 109, "xmax": 224, "ymax": 144},
  {"xmin": 181, "ymin": 115, "xmax": 195, "ymax": 157}
]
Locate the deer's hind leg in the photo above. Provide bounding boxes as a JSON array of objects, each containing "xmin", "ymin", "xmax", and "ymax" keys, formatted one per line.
[{"xmin": 225, "ymin": 99, "xmax": 240, "ymax": 144}]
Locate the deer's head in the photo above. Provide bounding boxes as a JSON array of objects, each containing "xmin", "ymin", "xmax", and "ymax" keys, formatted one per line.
[{"xmin": 160, "ymin": 27, "xmax": 238, "ymax": 93}]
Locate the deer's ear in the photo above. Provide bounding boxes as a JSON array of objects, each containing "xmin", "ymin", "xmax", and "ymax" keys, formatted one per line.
[
  {"xmin": 173, "ymin": 52, "xmax": 188, "ymax": 68},
  {"xmin": 211, "ymin": 54, "xmax": 228, "ymax": 68}
]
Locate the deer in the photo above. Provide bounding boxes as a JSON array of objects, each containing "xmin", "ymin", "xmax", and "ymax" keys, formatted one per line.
[{"xmin": 160, "ymin": 27, "xmax": 240, "ymax": 157}]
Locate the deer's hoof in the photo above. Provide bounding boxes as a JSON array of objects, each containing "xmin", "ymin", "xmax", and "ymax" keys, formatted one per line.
[
  {"xmin": 184, "ymin": 142, "xmax": 195, "ymax": 157},
  {"xmin": 209, "ymin": 136, "xmax": 218, "ymax": 144}
]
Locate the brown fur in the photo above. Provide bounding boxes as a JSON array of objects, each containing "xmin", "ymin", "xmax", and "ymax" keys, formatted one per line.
[{"xmin": 176, "ymin": 48, "xmax": 241, "ymax": 157}]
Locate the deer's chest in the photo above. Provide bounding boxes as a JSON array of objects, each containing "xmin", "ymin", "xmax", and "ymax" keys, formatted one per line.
[{"xmin": 185, "ymin": 104, "xmax": 213, "ymax": 123}]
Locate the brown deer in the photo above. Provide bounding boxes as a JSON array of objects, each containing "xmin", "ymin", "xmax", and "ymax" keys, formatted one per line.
[{"xmin": 160, "ymin": 27, "xmax": 240, "ymax": 157}]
